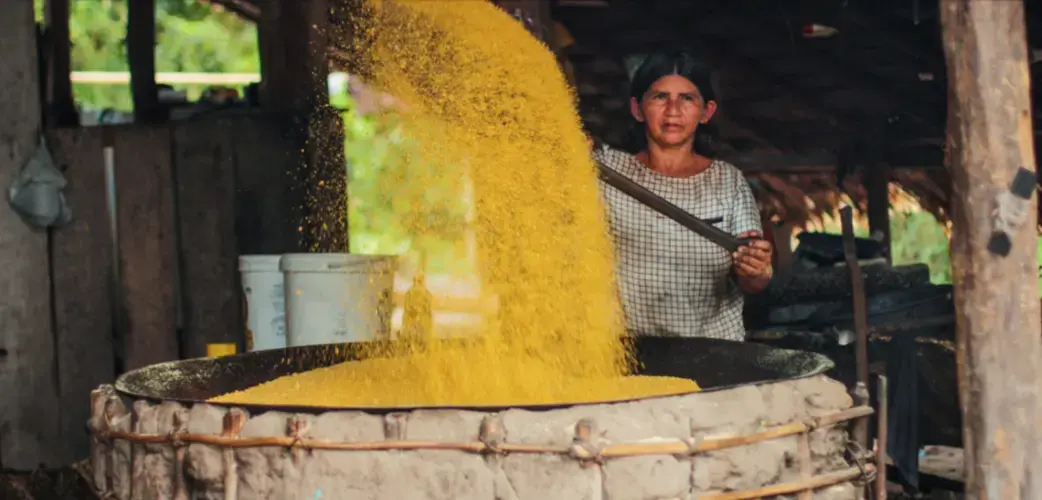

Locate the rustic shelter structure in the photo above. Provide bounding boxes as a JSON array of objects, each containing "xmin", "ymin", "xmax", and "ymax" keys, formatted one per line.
[
  {"xmin": 1, "ymin": 0, "xmax": 1040, "ymax": 497},
  {"xmin": 208, "ymin": 0, "xmax": 1042, "ymax": 249}
]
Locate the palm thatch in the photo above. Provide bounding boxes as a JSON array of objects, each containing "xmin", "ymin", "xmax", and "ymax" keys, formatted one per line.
[{"xmin": 749, "ymin": 168, "xmax": 952, "ymax": 228}]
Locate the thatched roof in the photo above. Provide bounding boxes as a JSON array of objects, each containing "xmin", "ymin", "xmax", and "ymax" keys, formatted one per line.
[{"xmin": 204, "ymin": 0, "xmax": 1042, "ymax": 228}]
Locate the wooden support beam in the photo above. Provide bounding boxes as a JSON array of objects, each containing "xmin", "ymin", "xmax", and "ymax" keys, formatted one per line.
[
  {"xmin": 256, "ymin": 0, "xmax": 280, "ymax": 106},
  {"xmin": 260, "ymin": 0, "xmax": 330, "ymax": 112},
  {"xmin": 44, "ymin": 0, "xmax": 77, "ymax": 127},
  {"xmin": 940, "ymin": 2, "xmax": 1042, "ymax": 498},
  {"xmin": 769, "ymin": 219, "xmax": 794, "ymax": 281},
  {"xmin": 127, "ymin": 0, "xmax": 160, "ymax": 123},
  {"xmin": 0, "ymin": 0, "xmax": 62, "ymax": 469},
  {"xmin": 866, "ymin": 164, "xmax": 891, "ymax": 263},
  {"xmin": 207, "ymin": 0, "xmax": 261, "ymax": 21},
  {"xmin": 259, "ymin": 0, "xmax": 346, "ymax": 251}
]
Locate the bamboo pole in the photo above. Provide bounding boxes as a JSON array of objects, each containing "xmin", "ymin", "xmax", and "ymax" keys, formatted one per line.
[
  {"xmin": 940, "ymin": 1, "xmax": 1042, "ymax": 498},
  {"xmin": 93, "ymin": 405, "xmax": 873, "ymax": 457},
  {"xmin": 874, "ymin": 375, "xmax": 888, "ymax": 500},
  {"xmin": 840, "ymin": 205, "xmax": 871, "ymax": 455},
  {"xmin": 699, "ymin": 465, "xmax": 874, "ymax": 500},
  {"xmin": 89, "ymin": 401, "xmax": 875, "ymax": 498}
]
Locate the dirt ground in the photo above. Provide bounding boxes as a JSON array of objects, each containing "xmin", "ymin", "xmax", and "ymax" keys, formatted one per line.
[{"xmin": 0, "ymin": 465, "xmax": 97, "ymax": 500}]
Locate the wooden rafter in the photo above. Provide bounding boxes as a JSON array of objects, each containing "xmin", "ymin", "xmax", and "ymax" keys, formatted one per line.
[
  {"xmin": 198, "ymin": 0, "xmax": 261, "ymax": 21},
  {"xmin": 558, "ymin": 2, "xmax": 828, "ymax": 153},
  {"xmin": 717, "ymin": 2, "xmax": 945, "ymax": 130}
]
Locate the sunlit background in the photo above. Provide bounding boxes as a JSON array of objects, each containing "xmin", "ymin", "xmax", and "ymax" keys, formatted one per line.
[{"xmin": 41, "ymin": 0, "xmax": 1042, "ymax": 293}]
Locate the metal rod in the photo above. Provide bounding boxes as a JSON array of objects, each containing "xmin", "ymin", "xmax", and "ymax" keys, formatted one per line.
[
  {"xmin": 596, "ymin": 162, "xmax": 752, "ymax": 252},
  {"xmin": 840, "ymin": 206, "xmax": 870, "ymax": 452},
  {"xmin": 874, "ymin": 374, "xmax": 888, "ymax": 500},
  {"xmin": 102, "ymin": 140, "xmax": 126, "ymax": 375}
]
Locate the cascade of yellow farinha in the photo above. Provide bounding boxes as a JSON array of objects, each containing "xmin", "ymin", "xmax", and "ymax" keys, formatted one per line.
[{"xmin": 211, "ymin": 0, "xmax": 699, "ymax": 408}]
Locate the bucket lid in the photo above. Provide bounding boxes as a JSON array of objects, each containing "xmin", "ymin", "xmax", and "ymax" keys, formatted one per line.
[
  {"xmin": 239, "ymin": 255, "xmax": 283, "ymax": 272},
  {"xmin": 280, "ymin": 253, "xmax": 398, "ymax": 273}
]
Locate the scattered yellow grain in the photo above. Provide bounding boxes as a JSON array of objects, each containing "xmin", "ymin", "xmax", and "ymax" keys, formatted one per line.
[{"xmin": 211, "ymin": 0, "xmax": 699, "ymax": 408}]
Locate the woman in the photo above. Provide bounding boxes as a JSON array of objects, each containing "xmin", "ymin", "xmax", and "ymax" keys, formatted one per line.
[{"xmin": 592, "ymin": 50, "xmax": 773, "ymax": 341}]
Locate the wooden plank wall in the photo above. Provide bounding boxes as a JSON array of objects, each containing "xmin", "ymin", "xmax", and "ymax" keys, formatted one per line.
[
  {"xmin": 0, "ymin": 0, "xmax": 63, "ymax": 470},
  {"xmin": 230, "ymin": 113, "xmax": 306, "ymax": 254},
  {"xmin": 111, "ymin": 126, "xmax": 181, "ymax": 370},
  {"xmin": 15, "ymin": 112, "xmax": 306, "ymax": 463},
  {"xmin": 174, "ymin": 118, "xmax": 242, "ymax": 359},
  {"xmin": 48, "ymin": 127, "xmax": 117, "ymax": 465}
]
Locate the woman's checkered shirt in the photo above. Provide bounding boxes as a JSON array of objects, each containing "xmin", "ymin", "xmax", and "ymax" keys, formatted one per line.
[{"xmin": 595, "ymin": 145, "xmax": 762, "ymax": 341}]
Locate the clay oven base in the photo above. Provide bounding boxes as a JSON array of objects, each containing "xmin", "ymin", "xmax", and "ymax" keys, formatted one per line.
[{"xmin": 88, "ymin": 374, "xmax": 864, "ymax": 499}]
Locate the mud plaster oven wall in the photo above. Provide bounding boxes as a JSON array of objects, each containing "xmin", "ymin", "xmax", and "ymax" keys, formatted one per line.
[{"xmin": 87, "ymin": 374, "xmax": 869, "ymax": 499}]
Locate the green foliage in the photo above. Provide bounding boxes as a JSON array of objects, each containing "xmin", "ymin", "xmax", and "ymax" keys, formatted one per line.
[
  {"xmin": 814, "ymin": 209, "xmax": 951, "ymax": 283},
  {"xmin": 890, "ymin": 209, "xmax": 952, "ymax": 284},
  {"xmin": 155, "ymin": 1, "xmax": 260, "ymax": 74},
  {"xmin": 818, "ymin": 207, "xmax": 1042, "ymax": 296},
  {"xmin": 53, "ymin": 0, "xmax": 259, "ymax": 111},
  {"xmin": 336, "ymin": 85, "xmax": 472, "ymax": 274}
]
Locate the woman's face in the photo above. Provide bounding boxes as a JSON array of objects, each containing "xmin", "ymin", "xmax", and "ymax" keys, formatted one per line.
[{"xmin": 631, "ymin": 75, "xmax": 717, "ymax": 148}]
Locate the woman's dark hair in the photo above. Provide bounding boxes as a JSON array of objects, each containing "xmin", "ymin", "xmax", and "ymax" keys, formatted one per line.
[{"xmin": 626, "ymin": 50, "xmax": 718, "ymax": 157}]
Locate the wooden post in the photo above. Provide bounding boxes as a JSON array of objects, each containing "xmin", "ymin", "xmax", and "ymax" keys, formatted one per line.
[
  {"xmin": 940, "ymin": 2, "xmax": 1042, "ymax": 498},
  {"xmin": 841, "ymin": 206, "xmax": 870, "ymax": 454},
  {"xmin": 770, "ymin": 219, "xmax": 794, "ymax": 281},
  {"xmin": 865, "ymin": 164, "xmax": 891, "ymax": 263},
  {"xmin": 256, "ymin": 0, "xmax": 281, "ymax": 107},
  {"xmin": 269, "ymin": 0, "xmax": 330, "ymax": 113},
  {"xmin": 0, "ymin": 0, "xmax": 63, "ymax": 468},
  {"xmin": 127, "ymin": 0, "xmax": 160, "ymax": 123},
  {"xmin": 44, "ymin": 0, "xmax": 78, "ymax": 127},
  {"xmin": 259, "ymin": 0, "xmax": 346, "ymax": 251}
]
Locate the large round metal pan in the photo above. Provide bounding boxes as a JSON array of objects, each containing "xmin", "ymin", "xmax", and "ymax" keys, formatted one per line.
[{"xmin": 114, "ymin": 336, "xmax": 834, "ymax": 413}]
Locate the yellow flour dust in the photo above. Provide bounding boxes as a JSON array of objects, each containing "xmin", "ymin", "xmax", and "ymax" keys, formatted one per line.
[{"xmin": 211, "ymin": 0, "xmax": 699, "ymax": 408}]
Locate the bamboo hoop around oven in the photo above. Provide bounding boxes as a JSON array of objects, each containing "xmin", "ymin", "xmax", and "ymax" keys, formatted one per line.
[{"xmin": 87, "ymin": 384, "xmax": 876, "ymax": 499}]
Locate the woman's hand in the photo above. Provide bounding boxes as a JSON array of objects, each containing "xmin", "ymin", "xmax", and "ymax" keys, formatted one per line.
[{"xmin": 732, "ymin": 230, "xmax": 773, "ymax": 293}]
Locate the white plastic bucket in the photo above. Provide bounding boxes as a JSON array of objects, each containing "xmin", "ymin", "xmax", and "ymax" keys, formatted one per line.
[
  {"xmin": 239, "ymin": 255, "xmax": 287, "ymax": 351},
  {"xmin": 281, "ymin": 253, "xmax": 398, "ymax": 346}
]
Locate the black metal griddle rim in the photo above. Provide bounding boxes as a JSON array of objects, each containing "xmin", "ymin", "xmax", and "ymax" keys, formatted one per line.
[{"xmin": 112, "ymin": 358, "xmax": 834, "ymax": 415}]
